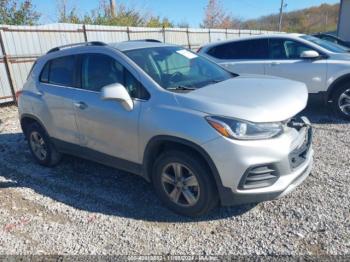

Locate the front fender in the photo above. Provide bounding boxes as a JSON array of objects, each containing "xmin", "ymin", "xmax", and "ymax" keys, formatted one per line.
[
  {"xmin": 326, "ymin": 70, "xmax": 350, "ymax": 100},
  {"xmin": 138, "ymin": 101, "xmax": 220, "ymax": 163}
]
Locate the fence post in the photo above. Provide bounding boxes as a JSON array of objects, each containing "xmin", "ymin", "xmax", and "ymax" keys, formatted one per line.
[
  {"xmin": 0, "ymin": 29, "xmax": 16, "ymax": 104},
  {"xmin": 82, "ymin": 24, "xmax": 88, "ymax": 42},
  {"xmin": 225, "ymin": 28, "xmax": 228, "ymax": 40},
  {"xmin": 208, "ymin": 28, "xmax": 211, "ymax": 43},
  {"xmin": 162, "ymin": 26, "xmax": 166, "ymax": 43},
  {"xmin": 186, "ymin": 27, "xmax": 191, "ymax": 50},
  {"xmin": 127, "ymin": 27, "xmax": 130, "ymax": 41}
]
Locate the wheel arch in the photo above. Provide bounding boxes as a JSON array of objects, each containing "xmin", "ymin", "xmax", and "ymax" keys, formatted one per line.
[
  {"xmin": 142, "ymin": 135, "xmax": 234, "ymax": 205},
  {"xmin": 20, "ymin": 114, "xmax": 49, "ymax": 138},
  {"xmin": 326, "ymin": 73, "xmax": 350, "ymax": 102}
]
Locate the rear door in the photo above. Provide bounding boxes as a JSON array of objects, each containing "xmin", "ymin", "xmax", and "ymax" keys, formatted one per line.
[
  {"xmin": 38, "ymin": 55, "xmax": 80, "ymax": 144},
  {"xmin": 206, "ymin": 39, "xmax": 269, "ymax": 75},
  {"xmin": 265, "ymin": 38, "xmax": 328, "ymax": 93}
]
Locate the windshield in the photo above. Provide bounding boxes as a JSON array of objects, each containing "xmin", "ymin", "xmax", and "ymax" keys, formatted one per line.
[
  {"xmin": 301, "ymin": 35, "xmax": 348, "ymax": 53},
  {"xmin": 124, "ymin": 46, "xmax": 233, "ymax": 90}
]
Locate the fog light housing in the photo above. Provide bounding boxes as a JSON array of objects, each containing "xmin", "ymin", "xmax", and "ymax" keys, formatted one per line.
[{"xmin": 239, "ymin": 165, "xmax": 279, "ymax": 190}]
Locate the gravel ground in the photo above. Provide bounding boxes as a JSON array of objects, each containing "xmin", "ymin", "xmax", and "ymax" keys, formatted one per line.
[{"xmin": 0, "ymin": 103, "xmax": 349, "ymax": 256}]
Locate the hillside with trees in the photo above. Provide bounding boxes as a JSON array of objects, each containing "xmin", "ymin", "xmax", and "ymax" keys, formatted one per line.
[
  {"xmin": 202, "ymin": 0, "xmax": 339, "ymax": 33},
  {"xmin": 242, "ymin": 3, "xmax": 340, "ymax": 33}
]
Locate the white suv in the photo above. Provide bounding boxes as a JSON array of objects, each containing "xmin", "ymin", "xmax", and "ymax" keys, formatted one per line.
[{"xmin": 199, "ymin": 34, "xmax": 350, "ymax": 119}]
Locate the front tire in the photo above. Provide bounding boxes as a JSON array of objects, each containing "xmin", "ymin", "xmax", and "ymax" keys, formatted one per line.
[
  {"xmin": 152, "ymin": 150, "xmax": 218, "ymax": 217},
  {"xmin": 26, "ymin": 123, "xmax": 62, "ymax": 167},
  {"xmin": 332, "ymin": 84, "xmax": 350, "ymax": 120}
]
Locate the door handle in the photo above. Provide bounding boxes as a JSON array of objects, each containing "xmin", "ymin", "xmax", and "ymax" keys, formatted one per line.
[
  {"xmin": 35, "ymin": 91, "xmax": 43, "ymax": 97},
  {"xmin": 270, "ymin": 62, "xmax": 280, "ymax": 66},
  {"xmin": 74, "ymin": 101, "xmax": 88, "ymax": 110}
]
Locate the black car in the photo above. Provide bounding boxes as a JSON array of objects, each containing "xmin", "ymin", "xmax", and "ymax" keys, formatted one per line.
[{"xmin": 313, "ymin": 33, "xmax": 350, "ymax": 50}]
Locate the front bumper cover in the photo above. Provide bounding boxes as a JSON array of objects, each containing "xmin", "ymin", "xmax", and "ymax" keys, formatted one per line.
[
  {"xmin": 203, "ymin": 116, "xmax": 314, "ymax": 206},
  {"xmin": 221, "ymin": 155, "xmax": 313, "ymax": 206}
]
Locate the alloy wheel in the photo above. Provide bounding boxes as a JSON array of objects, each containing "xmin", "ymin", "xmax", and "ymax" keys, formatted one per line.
[
  {"xmin": 29, "ymin": 131, "xmax": 47, "ymax": 161},
  {"xmin": 161, "ymin": 162, "xmax": 200, "ymax": 207},
  {"xmin": 338, "ymin": 88, "xmax": 350, "ymax": 116}
]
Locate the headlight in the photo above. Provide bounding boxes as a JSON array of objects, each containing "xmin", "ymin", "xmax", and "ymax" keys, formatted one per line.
[{"xmin": 206, "ymin": 116, "xmax": 283, "ymax": 140}]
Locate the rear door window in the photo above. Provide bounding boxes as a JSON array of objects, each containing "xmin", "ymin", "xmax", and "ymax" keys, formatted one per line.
[
  {"xmin": 208, "ymin": 39, "xmax": 269, "ymax": 60},
  {"xmin": 48, "ymin": 55, "xmax": 77, "ymax": 87}
]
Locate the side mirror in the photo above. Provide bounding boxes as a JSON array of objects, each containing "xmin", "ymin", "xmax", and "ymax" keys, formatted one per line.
[
  {"xmin": 101, "ymin": 83, "xmax": 133, "ymax": 111},
  {"xmin": 300, "ymin": 50, "xmax": 320, "ymax": 59}
]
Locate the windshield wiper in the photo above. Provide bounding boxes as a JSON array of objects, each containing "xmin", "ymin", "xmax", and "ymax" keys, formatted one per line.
[
  {"xmin": 167, "ymin": 85, "xmax": 197, "ymax": 91},
  {"xmin": 210, "ymin": 79, "xmax": 224, "ymax": 83},
  {"xmin": 201, "ymin": 79, "xmax": 225, "ymax": 88}
]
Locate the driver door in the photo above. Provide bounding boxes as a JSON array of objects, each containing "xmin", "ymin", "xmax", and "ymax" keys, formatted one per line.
[
  {"xmin": 265, "ymin": 38, "xmax": 327, "ymax": 93},
  {"xmin": 73, "ymin": 52, "xmax": 143, "ymax": 163}
]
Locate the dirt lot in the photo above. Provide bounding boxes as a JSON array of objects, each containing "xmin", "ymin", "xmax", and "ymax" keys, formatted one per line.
[{"xmin": 0, "ymin": 104, "xmax": 349, "ymax": 256}]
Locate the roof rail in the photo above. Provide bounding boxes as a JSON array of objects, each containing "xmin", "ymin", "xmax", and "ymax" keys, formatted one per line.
[
  {"xmin": 47, "ymin": 41, "xmax": 107, "ymax": 54},
  {"xmin": 129, "ymin": 39, "xmax": 162, "ymax": 43}
]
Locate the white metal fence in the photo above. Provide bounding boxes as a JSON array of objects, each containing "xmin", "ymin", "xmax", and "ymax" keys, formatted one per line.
[{"xmin": 0, "ymin": 23, "xmax": 280, "ymax": 104}]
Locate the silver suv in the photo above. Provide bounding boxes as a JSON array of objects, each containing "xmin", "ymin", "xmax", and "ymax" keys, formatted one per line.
[{"xmin": 18, "ymin": 41, "xmax": 313, "ymax": 216}]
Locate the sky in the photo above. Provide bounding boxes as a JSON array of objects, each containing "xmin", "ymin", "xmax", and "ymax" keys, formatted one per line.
[{"xmin": 32, "ymin": 0, "xmax": 341, "ymax": 26}]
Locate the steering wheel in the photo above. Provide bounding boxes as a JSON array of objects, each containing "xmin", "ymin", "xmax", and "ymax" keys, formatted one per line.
[{"xmin": 168, "ymin": 71, "xmax": 184, "ymax": 83}]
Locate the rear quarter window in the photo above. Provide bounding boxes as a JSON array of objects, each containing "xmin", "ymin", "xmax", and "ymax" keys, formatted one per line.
[
  {"xmin": 26, "ymin": 61, "xmax": 37, "ymax": 80},
  {"xmin": 39, "ymin": 62, "xmax": 49, "ymax": 83},
  {"xmin": 208, "ymin": 39, "xmax": 269, "ymax": 60}
]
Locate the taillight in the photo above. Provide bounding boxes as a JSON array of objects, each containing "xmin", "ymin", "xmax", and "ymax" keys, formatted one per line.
[{"xmin": 15, "ymin": 90, "xmax": 23, "ymax": 102}]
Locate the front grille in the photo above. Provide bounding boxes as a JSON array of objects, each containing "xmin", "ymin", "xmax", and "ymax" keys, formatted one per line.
[
  {"xmin": 288, "ymin": 117, "xmax": 312, "ymax": 169},
  {"xmin": 239, "ymin": 165, "xmax": 279, "ymax": 190},
  {"xmin": 287, "ymin": 118, "xmax": 306, "ymax": 131}
]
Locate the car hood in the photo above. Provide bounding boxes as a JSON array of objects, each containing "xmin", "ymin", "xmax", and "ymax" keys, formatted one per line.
[
  {"xmin": 331, "ymin": 52, "xmax": 350, "ymax": 60},
  {"xmin": 175, "ymin": 75, "xmax": 308, "ymax": 123}
]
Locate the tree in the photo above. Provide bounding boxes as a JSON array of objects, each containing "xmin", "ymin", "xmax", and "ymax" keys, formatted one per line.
[
  {"xmin": 202, "ymin": 0, "xmax": 232, "ymax": 29},
  {"xmin": 177, "ymin": 21, "xmax": 190, "ymax": 28},
  {"xmin": 146, "ymin": 17, "xmax": 173, "ymax": 28},
  {"xmin": 86, "ymin": 0, "xmax": 142, "ymax": 26},
  {"xmin": 56, "ymin": 0, "xmax": 81, "ymax": 23},
  {"xmin": 0, "ymin": 0, "xmax": 40, "ymax": 25},
  {"xmin": 55, "ymin": 0, "xmax": 173, "ymax": 28}
]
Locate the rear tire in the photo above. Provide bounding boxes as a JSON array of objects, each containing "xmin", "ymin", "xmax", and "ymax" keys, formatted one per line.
[
  {"xmin": 152, "ymin": 150, "xmax": 218, "ymax": 217},
  {"xmin": 26, "ymin": 123, "xmax": 62, "ymax": 167},
  {"xmin": 331, "ymin": 84, "xmax": 350, "ymax": 120}
]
